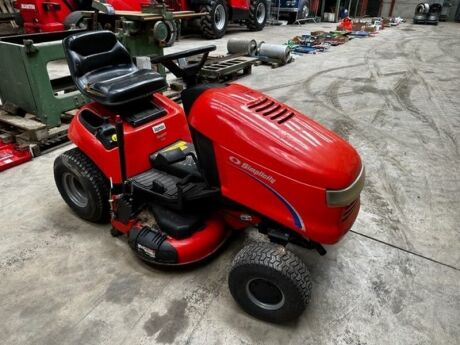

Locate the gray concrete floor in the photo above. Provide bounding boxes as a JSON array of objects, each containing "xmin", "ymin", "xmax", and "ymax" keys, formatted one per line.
[{"xmin": 1, "ymin": 22, "xmax": 460, "ymax": 345}]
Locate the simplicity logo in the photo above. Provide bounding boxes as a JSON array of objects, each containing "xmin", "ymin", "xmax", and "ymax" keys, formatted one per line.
[{"xmin": 229, "ymin": 156, "xmax": 276, "ymax": 184}]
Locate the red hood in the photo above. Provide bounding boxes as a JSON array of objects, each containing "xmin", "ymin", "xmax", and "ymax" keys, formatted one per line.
[{"xmin": 189, "ymin": 84, "xmax": 362, "ymax": 190}]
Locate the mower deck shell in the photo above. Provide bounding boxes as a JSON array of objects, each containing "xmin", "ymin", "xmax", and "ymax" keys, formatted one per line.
[{"xmin": 0, "ymin": 140, "xmax": 32, "ymax": 172}]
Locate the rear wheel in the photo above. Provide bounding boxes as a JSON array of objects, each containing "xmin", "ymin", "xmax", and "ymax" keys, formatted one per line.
[
  {"xmin": 288, "ymin": 3, "xmax": 309, "ymax": 24},
  {"xmin": 247, "ymin": 0, "xmax": 268, "ymax": 31},
  {"xmin": 63, "ymin": 11, "xmax": 87, "ymax": 30},
  {"xmin": 54, "ymin": 148, "xmax": 110, "ymax": 223},
  {"xmin": 228, "ymin": 242, "xmax": 312, "ymax": 323},
  {"xmin": 200, "ymin": 0, "xmax": 228, "ymax": 39},
  {"xmin": 299, "ymin": 3, "xmax": 309, "ymax": 20},
  {"xmin": 287, "ymin": 13, "xmax": 297, "ymax": 24}
]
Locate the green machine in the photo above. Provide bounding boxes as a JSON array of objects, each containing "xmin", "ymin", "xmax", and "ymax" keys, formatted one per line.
[
  {"xmin": 0, "ymin": 30, "xmax": 88, "ymax": 130},
  {"xmin": 0, "ymin": 1, "xmax": 202, "ymax": 149}
]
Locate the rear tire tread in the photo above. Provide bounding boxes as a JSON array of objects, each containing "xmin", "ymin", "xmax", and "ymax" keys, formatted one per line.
[
  {"xmin": 247, "ymin": 0, "xmax": 267, "ymax": 31},
  {"xmin": 200, "ymin": 0, "xmax": 228, "ymax": 39},
  {"xmin": 54, "ymin": 148, "xmax": 110, "ymax": 223}
]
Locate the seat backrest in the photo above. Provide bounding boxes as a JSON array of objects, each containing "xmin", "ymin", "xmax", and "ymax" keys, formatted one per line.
[{"xmin": 63, "ymin": 31, "xmax": 133, "ymax": 80}]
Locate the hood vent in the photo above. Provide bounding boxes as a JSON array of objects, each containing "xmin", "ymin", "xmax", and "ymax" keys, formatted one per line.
[{"xmin": 247, "ymin": 97, "xmax": 295, "ymax": 124}]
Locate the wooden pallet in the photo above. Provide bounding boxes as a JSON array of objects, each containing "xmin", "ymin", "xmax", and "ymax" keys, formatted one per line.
[
  {"xmin": 257, "ymin": 56, "xmax": 293, "ymax": 69},
  {"xmin": 199, "ymin": 56, "xmax": 258, "ymax": 82},
  {"xmin": 0, "ymin": 110, "xmax": 71, "ymax": 156}
]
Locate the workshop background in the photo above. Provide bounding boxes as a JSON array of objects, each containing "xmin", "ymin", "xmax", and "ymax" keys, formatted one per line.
[{"xmin": 0, "ymin": 0, "xmax": 459, "ymax": 345}]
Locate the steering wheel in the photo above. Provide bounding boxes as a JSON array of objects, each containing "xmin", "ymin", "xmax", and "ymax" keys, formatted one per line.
[{"xmin": 151, "ymin": 45, "xmax": 216, "ymax": 86}]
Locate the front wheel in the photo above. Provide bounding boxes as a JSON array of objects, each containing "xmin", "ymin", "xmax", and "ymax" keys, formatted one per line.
[
  {"xmin": 54, "ymin": 148, "xmax": 110, "ymax": 223},
  {"xmin": 200, "ymin": 0, "xmax": 228, "ymax": 39},
  {"xmin": 247, "ymin": 0, "xmax": 268, "ymax": 31},
  {"xmin": 228, "ymin": 242, "xmax": 312, "ymax": 323}
]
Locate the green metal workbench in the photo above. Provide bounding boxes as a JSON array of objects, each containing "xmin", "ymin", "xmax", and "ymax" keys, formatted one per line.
[{"xmin": 0, "ymin": 30, "xmax": 88, "ymax": 128}]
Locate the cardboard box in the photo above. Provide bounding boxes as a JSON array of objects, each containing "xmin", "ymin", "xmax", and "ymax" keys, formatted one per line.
[
  {"xmin": 352, "ymin": 23, "xmax": 365, "ymax": 31},
  {"xmin": 365, "ymin": 25, "xmax": 377, "ymax": 33},
  {"xmin": 323, "ymin": 12, "xmax": 335, "ymax": 22}
]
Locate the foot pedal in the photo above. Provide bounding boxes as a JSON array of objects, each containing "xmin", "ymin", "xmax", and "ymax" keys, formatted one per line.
[{"xmin": 151, "ymin": 180, "xmax": 166, "ymax": 193}]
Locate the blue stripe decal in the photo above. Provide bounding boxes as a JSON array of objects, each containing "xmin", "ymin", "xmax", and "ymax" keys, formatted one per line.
[{"xmin": 237, "ymin": 168, "xmax": 305, "ymax": 231}]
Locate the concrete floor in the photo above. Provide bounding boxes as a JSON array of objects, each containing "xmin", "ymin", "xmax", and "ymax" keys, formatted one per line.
[{"xmin": 1, "ymin": 22, "xmax": 460, "ymax": 345}]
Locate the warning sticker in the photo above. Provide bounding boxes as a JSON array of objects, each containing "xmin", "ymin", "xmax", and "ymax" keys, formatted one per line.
[
  {"xmin": 162, "ymin": 140, "xmax": 189, "ymax": 152},
  {"xmin": 21, "ymin": 4, "xmax": 36, "ymax": 9},
  {"xmin": 152, "ymin": 123, "xmax": 166, "ymax": 133}
]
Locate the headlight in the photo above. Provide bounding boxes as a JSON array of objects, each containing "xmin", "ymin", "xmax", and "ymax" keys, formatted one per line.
[
  {"xmin": 326, "ymin": 166, "xmax": 365, "ymax": 207},
  {"xmin": 286, "ymin": 1, "xmax": 296, "ymax": 6}
]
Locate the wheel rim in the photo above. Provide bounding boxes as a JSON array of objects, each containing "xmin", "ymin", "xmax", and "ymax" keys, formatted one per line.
[
  {"xmin": 214, "ymin": 4, "xmax": 226, "ymax": 31},
  {"xmin": 62, "ymin": 172, "xmax": 88, "ymax": 208},
  {"xmin": 246, "ymin": 278, "xmax": 285, "ymax": 311},
  {"xmin": 302, "ymin": 5, "xmax": 309, "ymax": 19},
  {"xmin": 256, "ymin": 3, "xmax": 266, "ymax": 24}
]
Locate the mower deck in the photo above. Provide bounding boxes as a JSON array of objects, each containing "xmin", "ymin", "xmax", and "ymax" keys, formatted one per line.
[{"xmin": 0, "ymin": 139, "xmax": 32, "ymax": 171}]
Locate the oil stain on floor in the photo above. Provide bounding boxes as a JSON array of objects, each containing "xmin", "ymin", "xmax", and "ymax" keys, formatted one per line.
[{"xmin": 143, "ymin": 298, "xmax": 189, "ymax": 344}]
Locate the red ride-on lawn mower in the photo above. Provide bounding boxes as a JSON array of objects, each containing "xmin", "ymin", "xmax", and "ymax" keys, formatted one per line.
[{"xmin": 54, "ymin": 30, "xmax": 364, "ymax": 322}]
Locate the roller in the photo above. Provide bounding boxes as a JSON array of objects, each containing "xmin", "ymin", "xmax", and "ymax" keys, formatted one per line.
[
  {"xmin": 227, "ymin": 38, "xmax": 258, "ymax": 56},
  {"xmin": 258, "ymin": 43, "xmax": 291, "ymax": 64},
  {"xmin": 415, "ymin": 3, "xmax": 430, "ymax": 14}
]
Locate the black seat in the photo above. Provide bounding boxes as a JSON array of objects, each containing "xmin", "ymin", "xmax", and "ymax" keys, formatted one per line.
[{"xmin": 63, "ymin": 31, "xmax": 166, "ymax": 106}]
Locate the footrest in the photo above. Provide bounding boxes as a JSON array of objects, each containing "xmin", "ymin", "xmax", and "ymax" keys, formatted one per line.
[
  {"xmin": 131, "ymin": 169, "xmax": 181, "ymax": 199},
  {"xmin": 130, "ymin": 168, "xmax": 220, "ymax": 208}
]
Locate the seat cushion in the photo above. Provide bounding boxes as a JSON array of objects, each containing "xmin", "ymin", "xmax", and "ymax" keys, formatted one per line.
[{"xmin": 84, "ymin": 68, "xmax": 166, "ymax": 105}]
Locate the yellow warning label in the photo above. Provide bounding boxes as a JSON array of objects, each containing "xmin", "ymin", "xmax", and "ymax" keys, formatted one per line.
[
  {"xmin": 162, "ymin": 140, "xmax": 188, "ymax": 152},
  {"xmin": 111, "ymin": 134, "xmax": 117, "ymax": 142}
]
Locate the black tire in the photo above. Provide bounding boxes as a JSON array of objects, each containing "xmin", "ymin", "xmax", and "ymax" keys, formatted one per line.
[
  {"xmin": 164, "ymin": 20, "xmax": 178, "ymax": 47},
  {"xmin": 63, "ymin": 11, "xmax": 87, "ymax": 30},
  {"xmin": 299, "ymin": 3, "xmax": 309, "ymax": 20},
  {"xmin": 287, "ymin": 2, "xmax": 309, "ymax": 24},
  {"xmin": 54, "ymin": 148, "xmax": 110, "ymax": 223},
  {"xmin": 14, "ymin": 12, "xmax": 24, "ymax": 27},
  {"xmin": 200, "ymin": 0, "xmax": 228, "ymax": 39},
  {"xmin": 228, "ymin": 242, "xmax": 312, "ymax": 323},
  {"xmin": 287, "ymin": 12, "xmax": 297, "ymax": 24},
  {"xmin": 247, "ymin": 0, "xmax": 268, "ymax": 31}
]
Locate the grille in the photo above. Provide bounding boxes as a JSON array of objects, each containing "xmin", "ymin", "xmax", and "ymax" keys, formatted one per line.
[
  {"xmin": 247, "ymin": 97, "xmax": 295, "ymax": 124},
  {"xmin": 341, "ymin": 199, "xmax": 358, "ymax": 222}
]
